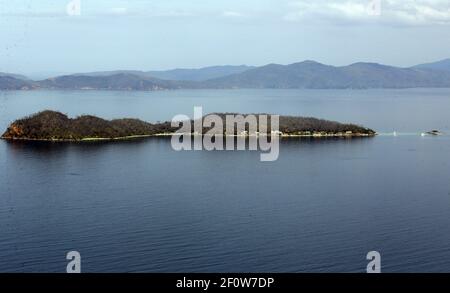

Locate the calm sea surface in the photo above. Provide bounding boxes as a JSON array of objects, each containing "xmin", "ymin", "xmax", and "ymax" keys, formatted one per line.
[{"xmin": 1, "ymin": 89, "xmax": 450, "ymax": 272}]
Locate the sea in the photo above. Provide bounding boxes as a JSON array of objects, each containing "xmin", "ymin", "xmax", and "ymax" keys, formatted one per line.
[{"xmin": 1, "ymin": 88, "xmax": 450, "ymax": 272}]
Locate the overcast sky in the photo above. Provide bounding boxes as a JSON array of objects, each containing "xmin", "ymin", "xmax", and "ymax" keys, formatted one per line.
[{"xmin": 1, "ymin": 0, "xmax": 450, "ymax": 76}]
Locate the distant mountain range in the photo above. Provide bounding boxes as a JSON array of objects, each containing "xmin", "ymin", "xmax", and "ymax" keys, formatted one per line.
[
  {"xmin": 205, "ymin": 60, "xmax": 450, "ymax": 89},
  {"xmin": 2, "ymin": 59, "xmax": 450, "ymax": 90}
]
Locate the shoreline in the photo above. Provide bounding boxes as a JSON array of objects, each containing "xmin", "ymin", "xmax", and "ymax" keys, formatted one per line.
[{"xmin": 0, "ymin": 132, "xmax": 376, "ymax": 142}]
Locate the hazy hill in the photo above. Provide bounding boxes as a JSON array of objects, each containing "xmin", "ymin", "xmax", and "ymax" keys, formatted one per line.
[
  {"xmin": 146, "ymin": 65, "xmax": 254, "ymax": 81},
  {"xmin": 203, "ymin": 61, "xmax": 346, "ymax": 88},
  {"xmin": 0, "ymin": 72, "xmax": 30, "ymax": 80},
  {"xmin": 71, "ymin": 70, "xmax": 146, "ymax": 78},
  {"xmin": 39, "ymin": 73, "xmax": 198, "ymax": 90},
  {"xmin": 0, "ymin": 75, "xmax": 37, "ymax": 90},
  {"xmin": 70, "ymin": 65, "xmax": 254, "ymax": 81},
  {"xmin": 413, "ymin": 59, "xmax": 450, "ymax": 72},
  {"xmin": 203, "ymin": 61, "xmax": 450, "ymax": 89}
]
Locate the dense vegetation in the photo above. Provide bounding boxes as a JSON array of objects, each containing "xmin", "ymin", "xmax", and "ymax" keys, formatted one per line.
[
  {"xmin": 1, "ymin": 110, "xmax": 375, "ymax": 141},
  {"xmin": 201, "ymin": 113, "xmax": 374, "ymax": 135},
  {"xmin": 1, "ymin": 111, "xmax": 168, "ymax": 140},
  {"xmin": 279, "ymin": 115, "xmax": 373, "ymax": 134}
]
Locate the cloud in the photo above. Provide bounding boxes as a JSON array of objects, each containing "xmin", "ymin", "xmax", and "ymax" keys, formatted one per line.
[
  {"xmin": 284, "ymin": 0, "xmax": 450, "ymax": 25},
  {"xmin": 222, "ymin": 11, "xmax": 245, "ymax": 18},
  {"xmin": 100, "ymin": 7, "xmax": 194, "ymax": 18},
  {"xmin": 0, "ymin": 1, "xmax": 194, "ymax": 19},
  {"xmin": 0, "ymin": 11, "xmax": 64, "ymax": 18},
  {"xmin": 108, "ymin": 7, "xmax": 128, "ymax": 15}
]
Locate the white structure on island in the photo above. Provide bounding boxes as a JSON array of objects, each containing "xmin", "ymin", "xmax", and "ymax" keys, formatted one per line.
[{"xmin": 271, "ymin": 130, "xmax": 283, "ymax": 136}]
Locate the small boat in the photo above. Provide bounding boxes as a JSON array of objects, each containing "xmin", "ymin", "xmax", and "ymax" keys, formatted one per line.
[
  {"xmin": 426, "ymin": 130, "xmax": 443, "ymax": 136},
  {"xmin": 393, "ymin": 131, "xmax": 397, "ymax": 136}
]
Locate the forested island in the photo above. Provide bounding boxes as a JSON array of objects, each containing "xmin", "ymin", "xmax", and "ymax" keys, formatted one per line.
[{"xmin": 1, "ymin": 110, "xmax": 376, "ymax": 141}]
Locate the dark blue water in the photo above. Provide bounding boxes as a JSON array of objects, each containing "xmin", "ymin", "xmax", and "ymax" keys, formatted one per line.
[
  {"xmin": 1, "ymin": 88, "xmax": 450, "ymax": 133},
  {"xmin": 1, "ymin": 89, "xmax": 450, "ymax": 272}
]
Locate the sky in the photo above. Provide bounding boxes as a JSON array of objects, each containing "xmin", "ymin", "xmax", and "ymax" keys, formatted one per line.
[{"xmin": 1, "ymin": 0, "xmax": 450, "ymax": 77}]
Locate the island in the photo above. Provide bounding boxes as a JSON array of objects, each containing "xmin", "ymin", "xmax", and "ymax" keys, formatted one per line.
[{"xmin": 1, "ymin": 110, "xmax": 376, "ymax": 141}]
